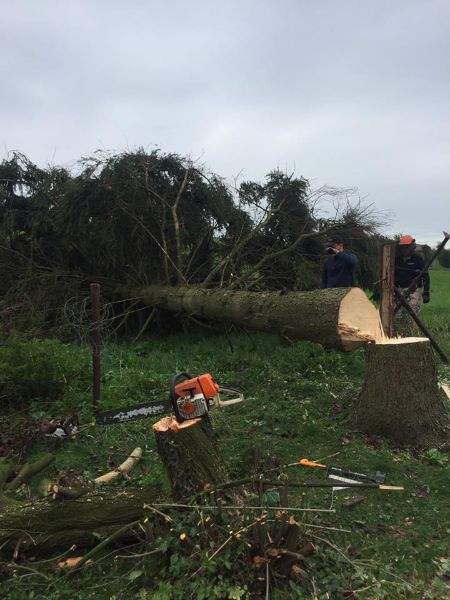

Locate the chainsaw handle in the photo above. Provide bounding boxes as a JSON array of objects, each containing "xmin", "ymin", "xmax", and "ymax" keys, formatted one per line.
[{"xmin": 217, "ymin": 386, "xmax": 244, "ymax": 407}]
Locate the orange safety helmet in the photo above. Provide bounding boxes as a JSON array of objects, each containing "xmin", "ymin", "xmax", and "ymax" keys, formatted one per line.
[{"xmin": 398, "ymin": 234, "xmax": 415, "ymax": 245}]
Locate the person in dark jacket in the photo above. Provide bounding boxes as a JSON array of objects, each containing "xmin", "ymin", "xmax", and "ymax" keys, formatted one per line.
[
  {"xmin": 395, "ymin": 234, "xmax": 430, "ymax": 314},
  {"xmin": 321, "ymin": 235, "xmax": 358, "ymax": 288}
]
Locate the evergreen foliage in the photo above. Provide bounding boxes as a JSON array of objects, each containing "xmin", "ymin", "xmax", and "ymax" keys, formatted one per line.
[{"xmin": 0, "ymin": 149, "xmax": 386, "ymax": 333}]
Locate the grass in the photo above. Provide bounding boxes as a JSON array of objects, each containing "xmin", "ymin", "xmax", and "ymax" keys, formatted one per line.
[
  {"xmin": 1, "ymin": 270, "xmax": 449, "ymax": 599},
  {"xmin": 422, "ymin": 268, "xmax": 450, "ymax": 346}
]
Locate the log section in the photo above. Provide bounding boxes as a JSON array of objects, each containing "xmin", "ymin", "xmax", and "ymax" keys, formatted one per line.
[
  {"xmin": 137, "ymin": 285, "xmax": 383, "ymax": 351},
  {"xmin": 0, "ymin": 485, "xmax": 159, "ymax": 552}
]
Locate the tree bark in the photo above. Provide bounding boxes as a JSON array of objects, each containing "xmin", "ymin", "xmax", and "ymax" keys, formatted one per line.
[
  {"xmin": 354, "ymin": 338, "xmax": 450, "ymax": 447},
  {"xmin": 153, "ymin": 416, "xmax": 229, "ymax": 499},
  {"xmin": 135, "ymin": 285, "xmax": 383, "ymax": 351},
  {"xmin": 0, "ymin": 485, "xmax": 160, "ymax": 553}
]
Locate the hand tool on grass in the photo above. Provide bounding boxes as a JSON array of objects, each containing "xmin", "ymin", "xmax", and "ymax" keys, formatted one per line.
[
  {"xmin": 260, "ymin": 479, "xmax": 403, "ymax": 491},
  {"xmin": 299, "ymin": 458, "xmax": 386, "ymax": 484}
]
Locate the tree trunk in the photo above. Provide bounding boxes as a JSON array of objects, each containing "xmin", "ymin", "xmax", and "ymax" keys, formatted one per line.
[
  {"xmin": 0, "ymin": 485, "xmax": 160, "ymax": 553},
  {"xmin": 135, "ymin": 285, "xmax": 383, "ymax": 351},
  {"xmin": 153, "ymin": 416, "xmax": 229, "ymax": 499},
  {"xmin": 354, "ymin": 338, "xmax": 450, "ymax": 447}
]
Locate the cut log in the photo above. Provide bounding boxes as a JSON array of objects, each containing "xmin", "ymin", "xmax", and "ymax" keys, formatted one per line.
[
  {"xmin": 0, "ymin": 485, "xmax": 160, "ymax": 553},
  {"xmin": 153, "ymin": 416, "xmax": 229, "ymax": 499},
  {"xmin": 354, "ymin": 338, "xmax": 450, "ymax": 447},
  {"xmin": 136, "ymin": 285, "xmax": 383, "ymax": 351}
]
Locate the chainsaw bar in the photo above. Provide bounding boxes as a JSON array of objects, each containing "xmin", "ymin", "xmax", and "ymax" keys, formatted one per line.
[{"xmin": 96, "ymin": 399, "xmax": 170, "ymax": 425}]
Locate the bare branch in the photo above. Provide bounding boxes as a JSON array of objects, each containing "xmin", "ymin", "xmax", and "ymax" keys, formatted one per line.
[{"xmin": 171, "ymin": 166, "xmax": 190, "ymax": 283}]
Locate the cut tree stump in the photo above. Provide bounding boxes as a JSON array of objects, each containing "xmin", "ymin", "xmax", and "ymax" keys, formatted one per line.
[
  {"xmin": 153, "ymin": 416, "xmax": 229, "ymax": 499},
  {"xmin": 354, "ymin": 338, "xmax": 450, "ymax": 447}
]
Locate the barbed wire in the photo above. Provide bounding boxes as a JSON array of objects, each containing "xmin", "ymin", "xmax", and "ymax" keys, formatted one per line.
[{"xmin": 62, "ymin": 295, "xmax": 116, "ymax": 345}]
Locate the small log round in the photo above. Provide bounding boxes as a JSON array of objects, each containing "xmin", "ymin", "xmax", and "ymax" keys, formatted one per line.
[
  {"xmin": 354, "ymin": 338, "xmax": 450, "ymax": 447},
  {"xmin": 153, "ymin": 416, "xmax": 229, "ymax": 499}
]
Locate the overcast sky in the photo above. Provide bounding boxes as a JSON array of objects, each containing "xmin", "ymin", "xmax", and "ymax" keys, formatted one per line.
[{"xmin": 1, "ymin": 0, "xmax": 449, "ymax": 246}]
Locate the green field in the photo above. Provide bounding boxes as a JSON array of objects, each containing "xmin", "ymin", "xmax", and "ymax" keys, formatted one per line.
[
  {"xmin": 1, "ymin": 271, "xmax": 449, "ymax": 599},
  {"xmin": 422, "ymin": 268, "xmax": 450, "ymax": 350}
]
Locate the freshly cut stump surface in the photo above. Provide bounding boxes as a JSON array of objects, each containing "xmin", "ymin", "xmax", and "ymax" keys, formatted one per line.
[{"xmin": 354, "ymin": 338, "xmax": 450, "ymax": 447}]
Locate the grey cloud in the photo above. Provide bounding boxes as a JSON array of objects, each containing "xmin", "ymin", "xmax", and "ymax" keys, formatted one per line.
[{"xmin": 1, "ymin": 0, "xmax": 449, "ymax": 244}]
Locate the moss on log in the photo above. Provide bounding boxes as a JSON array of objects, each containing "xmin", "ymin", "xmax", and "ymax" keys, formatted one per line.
[
  {"xmin": 0, "ymin": 485, "xmax": 161, "ymax": 553},
  {"xmin": 5, "ymin": 453, "xmax": 55, "ymax": 491},
  {"xmin": 354, "ymin": 338, "xmax": 450, "ymax": 447},
  {"xmin": 136, "ymin": 285, "xmax": 383, "ymax": 351},
  {"xmin": 0, "ymin": 459, "xmax": 17, "ymax": 491}
]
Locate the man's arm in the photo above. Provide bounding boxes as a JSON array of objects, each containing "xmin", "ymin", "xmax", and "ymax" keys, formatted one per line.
[
  {"xmin": 415, "ymin": 255, "xmax": 430, "ymax": 302},
  {"xmin": 417, "ymin": 256, "xmax": 430, "ymax": 292},
  {"xmin": 337, "ymin": 251, "xmax": 358, "ymax": 267}
]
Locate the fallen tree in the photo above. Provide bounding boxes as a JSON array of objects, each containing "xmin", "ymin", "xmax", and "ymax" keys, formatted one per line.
[
  {"xmin": 0, "ymin": 485, "xmax": 156, "ymax": 552},
  {"xmin": 135, "ymin": 285, "xmax": 384, "ymax": 350}
]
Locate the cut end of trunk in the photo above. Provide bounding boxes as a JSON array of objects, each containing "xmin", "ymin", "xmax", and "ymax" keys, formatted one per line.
[
  {"xmin": 152, "ymin": 415, "xmax": 202, "ymax": 432},
  {"xmin": 374, "ymin": 337, "xmax": 428, "ymax": 345},
  {"xmin": 338, "ymin": 288, "xmax": 384, "ymax": 350}
]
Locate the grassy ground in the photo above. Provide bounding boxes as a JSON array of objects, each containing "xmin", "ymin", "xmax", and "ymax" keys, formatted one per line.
[{"xmin": 1, "ymin": 270, "xmax": 449, "ymax": 599}]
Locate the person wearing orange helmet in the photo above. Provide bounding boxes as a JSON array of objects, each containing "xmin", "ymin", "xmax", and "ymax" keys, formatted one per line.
[{"xmin": 395, "ymin": 234, "xmax": 430, "ymax": 314}]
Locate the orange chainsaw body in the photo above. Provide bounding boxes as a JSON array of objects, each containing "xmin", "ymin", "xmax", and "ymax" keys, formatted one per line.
[{"xmin": 174, "ymin": 373, "xmax": 220, "ymax": 400}]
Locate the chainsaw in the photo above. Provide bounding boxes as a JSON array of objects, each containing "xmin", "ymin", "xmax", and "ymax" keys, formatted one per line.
[{"xmin": 95, "ymin": 372, "xmax": 243, "ymax": 426}]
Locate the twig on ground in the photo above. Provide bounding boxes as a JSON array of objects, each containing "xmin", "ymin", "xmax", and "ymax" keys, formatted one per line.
[
  {"xmin": 114, "ymin": 548, "xmax": 162, "ymax": 559},
  {"xmin": 94, "ymin": 448, "xmax": 142, "ymax": 484},
  {"xmin": 69, "ymin": 520, "xmax": 142, "ymax": 572},
  {"xmin": 149, "ymin": 502, "xmax": 334, "ymax": 513}
]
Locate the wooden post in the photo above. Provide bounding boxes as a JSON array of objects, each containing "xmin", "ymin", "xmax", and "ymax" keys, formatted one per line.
[
  {"xmin": 379, "ymin": 244, "xmax": 395, "ymax": 337},
  {"xmin": 90, "ymin": 283, "xmax": 101, "ymax": 413}
]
